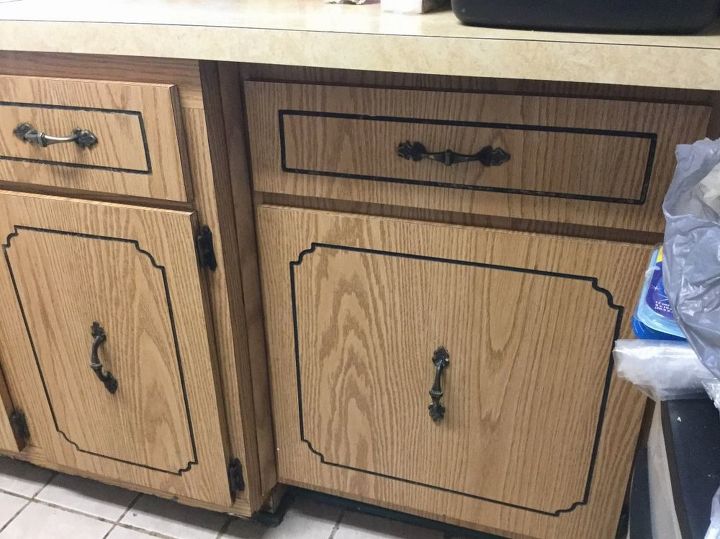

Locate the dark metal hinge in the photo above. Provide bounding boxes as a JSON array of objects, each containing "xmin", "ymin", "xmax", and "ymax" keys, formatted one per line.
[
  {"xmin": 228, "ymin": 458, "xmax": 245, "ymax": 497},
  {"xmin": 196, "ymin": 226, "xmax": 217, "ymax": 271},
  {"xmin": 9, "ymin": 410, "xmax": 29, "ymax": 443}
]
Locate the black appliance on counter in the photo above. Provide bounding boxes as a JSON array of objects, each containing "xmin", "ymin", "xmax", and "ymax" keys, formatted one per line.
[{"xmin": 451, "ymin": 0, "xmax": 720, "ymax": 34}]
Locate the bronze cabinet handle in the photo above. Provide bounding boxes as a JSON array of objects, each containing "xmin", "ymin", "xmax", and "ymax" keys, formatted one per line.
[
  {"xmin": 14, "ymin": 122, "xmax": 98, "ymax": 149},
  {"xmin": 428, "ymin": 347, "xmax": 450, "ymax": 422},
  {"xmin": 398, "ymin": 141, "xmax": 510, "ymax": 167},
  {"xmin": 90, "ymin": 322, "xmax": 118, "ymax": 394}
]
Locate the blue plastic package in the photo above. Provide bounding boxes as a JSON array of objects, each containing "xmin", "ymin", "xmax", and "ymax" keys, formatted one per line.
[{"xmin": 632, "ymin": 247, "xmax": 685, "ymax": 340}]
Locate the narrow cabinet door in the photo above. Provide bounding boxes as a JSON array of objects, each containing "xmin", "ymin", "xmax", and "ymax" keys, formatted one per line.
[
  {"xmin": 0, "ymin": 368, "xmax": 23, "ymax": 452},
  {"xmin": 258, "ymin": 205, "xmax": 651, "ymax": 539},
  {"xmin": 0, "ymin": 190, "xmax": 232, "ymax": 507}
]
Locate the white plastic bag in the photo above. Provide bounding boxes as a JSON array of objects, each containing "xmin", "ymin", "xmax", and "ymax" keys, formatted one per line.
[
  {"xmin": 613, "ymin": 340, "xmax": 716, "ymax": 400},
  {"xmin": 663, "ymin": 138, "xmax": 720, "ymax": 380}
]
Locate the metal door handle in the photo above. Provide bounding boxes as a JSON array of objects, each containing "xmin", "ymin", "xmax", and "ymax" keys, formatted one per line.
[
  {"xmin": 398, "ymin": 141, "xmax": 510, "ymax": 167},
  {"xmin": 90, "ymin": 322, "xmax": 118, "ymax": 394},
  {"xmin": 14, "ymin": 122, "xmax": 98, "ymax": 149},
  {"xmin": 428, "ymin": 347, "xmax": 450, "ymax": 422}
]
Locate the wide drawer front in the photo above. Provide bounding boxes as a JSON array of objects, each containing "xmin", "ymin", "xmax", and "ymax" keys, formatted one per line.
[
  {"xmin": 258, "ymin": 205, "xmax": 651, "ymax": 539},
  {"xmin": 246, "ymin": 83, "xmax": 710, "ymax": 233},
  {"xmin": 0, "ymin": 75, "xmax": 189, "ymax": 201}
]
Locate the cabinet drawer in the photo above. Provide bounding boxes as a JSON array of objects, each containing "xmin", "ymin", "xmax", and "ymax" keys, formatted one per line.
[
  {"xmin": 246, "ymin": 83, "xmax": 710, "ymax": 233},
  {"xmin": 258, "ymin": 205, "xmax": 651, "ymax": 539},
  {"xmin": 0, "ymin": 75, "xmax": 190, "ymax": 201}
]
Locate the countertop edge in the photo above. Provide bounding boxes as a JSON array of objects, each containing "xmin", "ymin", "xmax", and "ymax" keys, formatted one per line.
[{"xmin": 0, "ymin": 20, "xmax": 719, "ymax": 90}]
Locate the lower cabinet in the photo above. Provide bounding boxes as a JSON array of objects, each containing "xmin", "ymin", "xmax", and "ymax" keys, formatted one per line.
[
  {"xmin": 258, "ymin": 205, "xmax": 652, "ymax": 539},
  {"xmin": 0, "ymin": 190, "xmax": 233, "ymax": 507}
]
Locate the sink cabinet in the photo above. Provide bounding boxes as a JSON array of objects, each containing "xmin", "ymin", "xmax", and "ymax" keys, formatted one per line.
[
  {"xmin": 0, "ymin": 50, "xmax": 717, "ymax": 539},
  {"xmin": 0, "ymin": 54, "xmax": 275, "ymax": 517}
]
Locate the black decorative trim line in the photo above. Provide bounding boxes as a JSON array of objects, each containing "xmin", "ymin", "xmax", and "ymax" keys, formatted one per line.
[
  {"xmin": 279, "ymin": 109, "xmax": 657, "ymax": 204},
  {"xmin": 0, "ymin": 101, "xmax": 153, "ymax": 175},
  {"xmin": 2, "ymin": 226, "xmax": 196, "ymax": 475},
  {"xmin": 290, "ymin": 242, "xmax": 624, "ymax": 516}
]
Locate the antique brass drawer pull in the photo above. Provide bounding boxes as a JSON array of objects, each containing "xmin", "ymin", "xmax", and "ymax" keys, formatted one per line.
[
  {"xmin": 398, "ymin": 141, "xmax": 510, "ymax": 168},
  {"xmin": 14, "ymin": 122, "xmax": 98, "ymax": 149},
  {"xmin": 90, "ymin": 322, "xmax": 118, "ymax": 394},
  {"xmin": 428, "ymin": 347, "xmax": 450, "ymax": 422}
]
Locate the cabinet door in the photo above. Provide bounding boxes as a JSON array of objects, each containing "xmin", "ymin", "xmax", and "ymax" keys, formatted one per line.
[
  {"xmin": 0, "ymin": 190, "xmax": 231, "ymax": 506},
  {"xmin": 258, "ymin": 205, "xmax": 651, "ymax": 539},
  {"xmin": 0, "ymin": 368, "xmax": 23, "ymax": 453}
]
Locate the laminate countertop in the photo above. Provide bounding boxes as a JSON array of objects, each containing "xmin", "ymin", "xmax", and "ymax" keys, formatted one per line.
[{"xmin": 1, "ymin": 0, "xmax": 720, "ymax": 90}]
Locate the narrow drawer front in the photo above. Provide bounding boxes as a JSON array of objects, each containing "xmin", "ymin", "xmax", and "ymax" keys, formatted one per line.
[
  {"xmin": 0, "ymin": 75, "xmax": 189, "ymax": 201},
  {"xmin": 258, "ymin": 205, "xmax": 651, "ymax": 538},
  {"xmin": 246, "ymin": 82, "xmax": 710, "ymax": 232}
]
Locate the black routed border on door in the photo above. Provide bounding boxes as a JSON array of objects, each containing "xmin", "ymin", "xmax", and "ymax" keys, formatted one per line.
[
  {"xmin": 289, "ymin": 242, "xmax": 624, "ymax": 516},
  {"xmin": 0, "ymin": 101, "xmax": 153, "ymax": 175},
  {"xmin": 2, "ymin": 226, "xmax": 197, "ymax": 475},
  {"xmin": 278, "ymin": 109, "xmax": 657, "ymax": 205}
]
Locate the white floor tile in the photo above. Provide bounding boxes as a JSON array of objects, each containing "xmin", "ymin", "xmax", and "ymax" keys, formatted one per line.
[
  {"xmin": 0, "ymin": 492, "xmax": 26, "ymax": 529},
  {"xmin": 223, "ymin": 496, "xmax": 342, "ymax": 539},
  {"xmin": 107, "ymin": 527, "xmax": 158, "ymax": 539},
  {"xmin": 120, "ymin": 495, "xmax": 229, "ymax": 539},
  {"xmin": 334, "ymin": 511, "xmax": 443, "ymax": 539},
  {"xmin": 36, "ymin": 474, "xmax": 137, "ymax": 521},
  {"xmin": 0, "ymin": 501, "xmax": 112, "ymax": 539},
  {"xmin": 0, "ymin": 458, "xmax": 54, "ymax": 498}
]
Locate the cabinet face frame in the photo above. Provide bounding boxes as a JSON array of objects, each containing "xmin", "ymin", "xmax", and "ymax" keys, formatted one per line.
[
  {"xmin": 0, "ymin": 189, "xmax": 233, "ymax": 507},
  {"xmin": 258, "ymin": 204, "xmax": 651, "ymax": 539}
]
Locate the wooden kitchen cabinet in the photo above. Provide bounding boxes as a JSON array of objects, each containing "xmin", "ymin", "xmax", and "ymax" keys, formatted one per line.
[
  {"xmin": 257, "ymin": 204, "xmax": 652, "ymax": 539},
  {"xmin": 0, "ymin": 370, "xmax": 24, "ymax": 453},
  {"xmin": 0, "ymin": 190, "xmax": 234, "ymax": 506}
]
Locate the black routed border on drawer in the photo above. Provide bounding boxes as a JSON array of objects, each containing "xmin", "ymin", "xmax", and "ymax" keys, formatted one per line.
[
  {"xmin": 0, "ymin": 101, "xmax": 153, "ymax": 175},
  {"xmin": 290, "ymin": 243, "xmax": 624, "ymax": 516},
  {"xmin": 279, "ymin": 110, "xmax": 658, "ymax": 205},
  {"xmin": 2, "ymin": 226, "xmax": 197, "ymax": 475}
]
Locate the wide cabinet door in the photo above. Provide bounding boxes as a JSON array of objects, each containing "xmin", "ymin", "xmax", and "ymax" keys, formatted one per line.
[
  {"xmin": 258, "ymin": 205, "xmax": 651, "ymax": 539},
  {"xmin": 0, "ymin": 190, "xmax": 232, "ymax": 507}
]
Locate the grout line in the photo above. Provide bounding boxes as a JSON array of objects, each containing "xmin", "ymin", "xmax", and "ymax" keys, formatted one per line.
[
  {"xmin": 327, "ymin": 509, "xmax": 345, "ymax": 539},
  {"xmin": 0, "ymin": 467, "xmax": 57, "ymax": 534},
  {"xmin": 0, "ymin": 497, "xmax": 32, "ymax": 534},
  {"xmin": 102, "ymin": 492, "xmax": 142, "ymax": 539},
  {"xmin": 215, "ymin": 514, "xmax": 233, "ymax": 538},
  {"xmin": 113, "ymin": 521, "xmax": 187, "ymax": 539}
]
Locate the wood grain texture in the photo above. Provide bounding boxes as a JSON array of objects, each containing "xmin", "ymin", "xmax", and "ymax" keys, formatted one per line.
[
  {"xmin": 0, "ymin": 190, "xmax": 231, "ymax": 507},
  {"xmin": 0, "ymin": 364, "xmax": 21, "ymax": 453},
  {"xmin": 0, "ymin": 74, "xmax": 190, "ymax": 201},
  {"xmin": 5, "ymin": 229, "xmax": 195, "ymax": 474},
  {"xmin": 283, "ymin": 114, "xmax": 652, "ymax": 200},
  {"xmin": 0, "ymin": 52, "xmax": 204, "ymax": 109},
  {"xmin": 257, "ymin": 205, "xmax": 651, "ymax": 539},
  {"xmin": 0, "ymin": 54, "xmax": 276, "ymax": 513},
  {"xmin": 210, "ymin": 61, "xmax": 277, "ymax": 502},
  {"xmin": 246, "ymin": 82, "xmax": 710, "ymax": 233}
]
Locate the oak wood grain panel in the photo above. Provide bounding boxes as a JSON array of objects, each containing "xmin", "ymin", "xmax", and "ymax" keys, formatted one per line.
[
  {"xmin": 0, "ymin": 364, "xmax": 21, "ymax": 453},
  {"xmin": 0, "ymin": 190, "xmax": 231, "ymax": 507},
  {"xmin": 0, "ymin": 75, "xmax": 190, "ymax": 201},
  {"xmin": 0, "ymin": 106, "xmax": 147, "ymax": 171},
  {"xmin": 203, "ymin": 61, "xmax": 277, "ymax": 505},
  {"xmin": 5, "ymin": 229, "xmax": 195, "ymax": 474},
  {"xmin": 258, "ymin": 205, "xmax": 651, "ymax": 539},
  {"xmin": 246, "ymin": 82, "xmax": 710, "ymax": 233},
  {"xmin": 0, "ymin": 52, "xmax": 204, "ymax": 110},
  {"xmin": 282, "ymin": 114, "xmax": 652, "ymax": 201}
]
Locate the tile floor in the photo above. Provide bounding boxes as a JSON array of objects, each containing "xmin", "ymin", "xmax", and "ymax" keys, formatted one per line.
[{"xmin": 0, "ymin": 457, "xmax": 492, "ymax": 539}]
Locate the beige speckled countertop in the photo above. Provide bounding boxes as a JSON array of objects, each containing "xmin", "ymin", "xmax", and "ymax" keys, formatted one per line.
[{"xmin": 1, "ymin": 0, "xmax": 720, "ymax": 90}]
